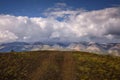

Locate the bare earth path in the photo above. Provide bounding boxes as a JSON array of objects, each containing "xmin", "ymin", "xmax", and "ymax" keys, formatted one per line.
[
  {"xmin": 31, "ymin": 52, "xmax": 57, "ymax": 80},
  {"xmin": 62, "ymin": 52, "xmax": 76, "ymax": 80},
  {"xmin": 30, "ymin": 51, "xmax": 76, "ymax": 80}
]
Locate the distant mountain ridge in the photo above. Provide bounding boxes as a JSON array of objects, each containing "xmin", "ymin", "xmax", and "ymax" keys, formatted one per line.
[{"xmin": 0, "ymin": 42, "xmax": 120, "ymax": 56}]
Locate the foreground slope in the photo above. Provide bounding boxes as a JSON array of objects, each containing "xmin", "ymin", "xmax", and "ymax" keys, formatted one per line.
[{"xmin": 0, "ymin": 51, "xmax": 120, "ymax": 80}]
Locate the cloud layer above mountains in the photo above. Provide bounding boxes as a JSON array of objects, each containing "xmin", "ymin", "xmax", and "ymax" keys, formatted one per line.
[{"xmin": 0, "ymin": 4, "xmax": 120, "ymax": 43}]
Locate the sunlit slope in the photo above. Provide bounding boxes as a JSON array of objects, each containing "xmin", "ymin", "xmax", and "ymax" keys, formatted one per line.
[{"xmin": 0, "ymin": 51, "xmax": 120, "ymax": 80}]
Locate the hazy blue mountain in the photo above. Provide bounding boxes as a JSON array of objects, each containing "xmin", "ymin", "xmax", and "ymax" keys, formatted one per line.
[{"xmin": 0, "ymin": 42, "xmax": 120, "ymax": 56}]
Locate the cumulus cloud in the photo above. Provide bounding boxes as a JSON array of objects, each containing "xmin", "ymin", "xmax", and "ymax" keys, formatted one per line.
[{"xmin": 0, "ymin": 5, "xmax": 120, "ymax": 43}]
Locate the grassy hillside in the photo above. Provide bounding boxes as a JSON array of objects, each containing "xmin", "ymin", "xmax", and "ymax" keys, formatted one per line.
[{"xmin": 0, "ymin": 51, "xmax": 120, "ymax": 80}]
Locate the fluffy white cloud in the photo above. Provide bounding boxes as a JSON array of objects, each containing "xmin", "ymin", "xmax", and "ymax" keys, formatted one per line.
[
  {"xmin": 0, "ymin": 6, "xmax": 120, "ymax": 43},
  {"xmin": 0, "ymin": 30, "xmax": 18, "ymax": 42}
]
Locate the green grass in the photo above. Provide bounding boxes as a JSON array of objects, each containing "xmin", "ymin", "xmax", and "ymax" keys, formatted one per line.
[{"xmin": 0, "ymin": 51, "xmax": 120, "ymax": 80}]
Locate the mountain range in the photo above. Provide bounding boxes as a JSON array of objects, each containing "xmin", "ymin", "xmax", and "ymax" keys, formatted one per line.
[{"xmin": 0, "ymin": 42, "xmax": 120, "ymax": 56}]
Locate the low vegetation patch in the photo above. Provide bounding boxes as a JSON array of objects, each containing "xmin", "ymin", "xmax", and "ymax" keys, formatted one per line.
[{"xmin": 0, "ymin": 51, "xmax": 120, "ymax": 80}]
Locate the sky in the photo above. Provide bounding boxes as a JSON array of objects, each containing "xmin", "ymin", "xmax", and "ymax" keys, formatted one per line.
[
  {"xmin": 0, "ymin": 0, "xmax": 120, "ymax": 43},
  {"xmin": 0, "ymin": 0, "xmax": 120, "ymax": 17}
]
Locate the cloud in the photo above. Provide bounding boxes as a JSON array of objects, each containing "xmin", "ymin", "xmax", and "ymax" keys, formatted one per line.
[
  {"xmin": 44, "ymin": 3, "xmax": 83, "ymax": 18},
  {"xmin": 55, "ymin": 3, "xmax": 67, "ymax": 7},
  {"xmin": 0, "ymin": 30, "xmax": 18, "ymax": 42},
  {"xmin": 0, "ymin": 6, "xmax": 120, "ymax": 43}
]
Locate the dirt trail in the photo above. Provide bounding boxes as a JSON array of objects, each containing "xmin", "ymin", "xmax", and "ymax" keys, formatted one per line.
[
  {"xmin": 30, "ymin": 52, "xmax": 76, "ymax": 80},
  {"xmin": 31, "ymin": 52, "xmax": 57, "ymax": 80},
  {"xmin": 62, "ymin": 52, "xmax": 76, "ymax": 80}
]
